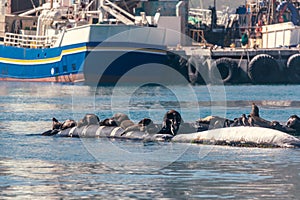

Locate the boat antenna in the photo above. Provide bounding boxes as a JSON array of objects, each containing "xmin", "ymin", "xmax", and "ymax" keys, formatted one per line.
[
  {"xmin": 189, "ymin": 0, "xmax": 195, "ymax": 9},
  {"xmin": 267, "ymin": 0, "xmax": 275, "ymax": 24}
]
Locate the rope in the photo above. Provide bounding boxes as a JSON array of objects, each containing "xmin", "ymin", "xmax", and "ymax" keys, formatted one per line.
[{"xmin": 30, "ymin": 0, "xmax": 36, "ymax": 9}]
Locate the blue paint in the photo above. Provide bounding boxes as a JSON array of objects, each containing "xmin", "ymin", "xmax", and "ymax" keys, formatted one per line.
[{"xmin": 0, "ymin": 41, "xmax": 167, "ymax": 81}]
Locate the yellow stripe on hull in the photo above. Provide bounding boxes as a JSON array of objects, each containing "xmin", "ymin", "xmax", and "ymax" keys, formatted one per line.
[
  {"xmin": 0, "ymin": 46, "xmax": 166, "ymax": 65},
  {"xmin": 0, "ymin": 46, "xmax": 87, "ymax": 65}
]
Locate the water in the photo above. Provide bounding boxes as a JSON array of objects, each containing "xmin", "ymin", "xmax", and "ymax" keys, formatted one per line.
[{"xmin": 1, "ymin": 82, "xmax": 300, "ymax": 199}]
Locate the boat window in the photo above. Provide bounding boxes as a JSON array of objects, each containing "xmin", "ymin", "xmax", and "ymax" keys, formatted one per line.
[
  {"xmin": 63, "ymin": 65, "xmax": 67, "ymax": 72},
  {"xmin": 1, "ymin": 67, "xmax": 8, "ymax": 75},
  {"xmin": 55, "ymin": 67, "xmax": 59, "ymax": 74}
]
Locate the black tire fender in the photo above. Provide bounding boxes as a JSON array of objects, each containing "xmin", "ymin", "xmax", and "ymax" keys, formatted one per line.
[
  {"xmin": 287, "ymin": 53, "xmax": 300, "ymax": 82},
  {"xmin": 248, "ymin": 54, "xmax": 280, "ymax": 84},
  {"xmin": 211, "ymin": 57, "xmax": 237, "ymax": 83},
  {"xmin": 188, "ymin": 56, "xmax": 199, "ymax": 85}
]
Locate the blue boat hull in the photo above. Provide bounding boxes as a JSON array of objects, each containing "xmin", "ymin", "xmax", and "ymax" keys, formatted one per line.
[
  {"xmin": 0, "ymin": 42, "xmax": 187, "ymax": 84},
  {"xmin": 0, "ymin": 43, "xmax": 87, "ymax": 82}
]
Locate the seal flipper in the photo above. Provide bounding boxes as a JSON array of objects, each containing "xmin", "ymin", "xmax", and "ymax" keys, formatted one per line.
[
  {"xmin": 41, "ymin": 129, "xmax": 60, "ymax": 136},
  {"xmin": 41, "ymin": 129, "xmax": 52, "ymax": 136},
  {"xmin": 143, "ymin": 133, "xmax": 174, "ymax": 142}
]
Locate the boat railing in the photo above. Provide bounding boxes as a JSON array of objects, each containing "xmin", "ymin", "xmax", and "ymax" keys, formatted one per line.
[
  {"xmin": 4, "ymin": 33, "xmax": 58, "ymax": 48},
  {"xmin": 189, "ymin": 8, "xmax": 228, "ymax": 27}
]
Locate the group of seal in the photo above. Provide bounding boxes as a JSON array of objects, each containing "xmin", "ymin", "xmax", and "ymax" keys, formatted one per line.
[
  {"xmin": 196, "ymin": 103, "xmax": 300, "ymax": 134},
  {"xmin": 42, "ymin": 109, "xmax": 190, "ymax": 136},
  {"xmin": 42, "ymin": 103, "xmax": 300, "ymax": 136}
]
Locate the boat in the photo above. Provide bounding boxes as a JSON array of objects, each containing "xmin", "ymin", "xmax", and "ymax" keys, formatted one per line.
[
  {"xmin": 0, "ymin": 0, "xmax": 190, "ymax": 85},
  {"xmin": 3, "ymin": 0, "xmax": 300, "ymax": 85}
]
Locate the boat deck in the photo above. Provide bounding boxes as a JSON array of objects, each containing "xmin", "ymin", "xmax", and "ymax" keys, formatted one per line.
[
  {"xmin": 211, "ymin": 47, "xmax": 300, "ymax": 59},
  {"xmin": 174, "ymin": 46, "xmax": 300, "ymax": 60}
]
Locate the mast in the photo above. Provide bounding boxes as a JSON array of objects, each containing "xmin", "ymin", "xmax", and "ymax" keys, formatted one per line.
[
  {"xmin": 266, "ymin": 0, "xmax": 276, "ymax": 25},
  {"xmin": 199, "ymin": 0, "xmax": 203, "ymax": 9}
]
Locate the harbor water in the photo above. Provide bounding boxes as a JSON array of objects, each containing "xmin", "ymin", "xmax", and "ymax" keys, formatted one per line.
[{"xmin": 1, "ymin": 82, "xmax": 300, "ymax": 199}]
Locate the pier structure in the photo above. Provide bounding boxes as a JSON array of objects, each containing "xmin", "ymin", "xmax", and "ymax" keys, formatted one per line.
[
  {"xmin": 180, "ymin": 0, "xmax": 300, "ymax": 85},
  {"xmin": 169, "ymin": 45, "xmax": 300, "ymax": 85}
]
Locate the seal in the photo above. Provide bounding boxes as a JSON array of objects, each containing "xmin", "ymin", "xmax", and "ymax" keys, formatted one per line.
[
  {"xmin": 116, "ymin": 117, "xmax": 161, "ymax": 136},
  {"xmin": 197, "ymin": 116, "xmax": 232, "ymax": 129},
  {"xmin": 77, "ymin": 114, "xmax": 100, "ymax": 128},
  {"xmin": 286, "ymin": 115, "xmax": 300, "ymax": 132},
  {"xmin": 138, "ymin": 118, "xmax": 160, "ymax": 134},
  {"xmin": 41, "ymin": 118, "xmax": 76, "ymax": 136},
  {"xmin": 159, "ymin": 109, "xmax": 182, "ymax": 135},
  {"xmin": 248, "ymin": 103, "xmax": 273, "ymax": 128},
  {"xmin": 100, "ymin": 118, "xmax": 118, "ymax": 127},
  {"xmin": 52, "ymin": 117, "xmax": 61, "ymax": 130},
  {"xmin": 241, "ymin": 114, "xmax": 250, "ymax": 126},
  {"xmin": 112, "ymin": 113, "xmax": 135, "ymax": 130},
  {"xmin": 124, "ymin": 118, "xmax": 160, "ymax": 133},
  {"xmin": 250, "ymin": 103, "xmax": 260, "ymax": 117},
  {"xmin": 231, "ymin": 114, "xmax": 250, "ymax": 127},
  {"xmin": 60, "ymin": 119, "xmax": 77, "ymax": 130}
]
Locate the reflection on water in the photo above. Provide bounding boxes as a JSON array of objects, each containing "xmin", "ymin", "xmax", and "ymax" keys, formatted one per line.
[
  {"xmin": 1, "ymin": 146, "xmax": 300, "ymax": 199},
  {"xmin": 1, "ymin": 82, "xmax": 300, "ymax": 199}
]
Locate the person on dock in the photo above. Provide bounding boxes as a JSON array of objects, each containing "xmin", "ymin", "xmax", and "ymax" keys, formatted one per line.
[{"xmin": 241, "ymin": 30, "xmax": 249, "ymax": 48}]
